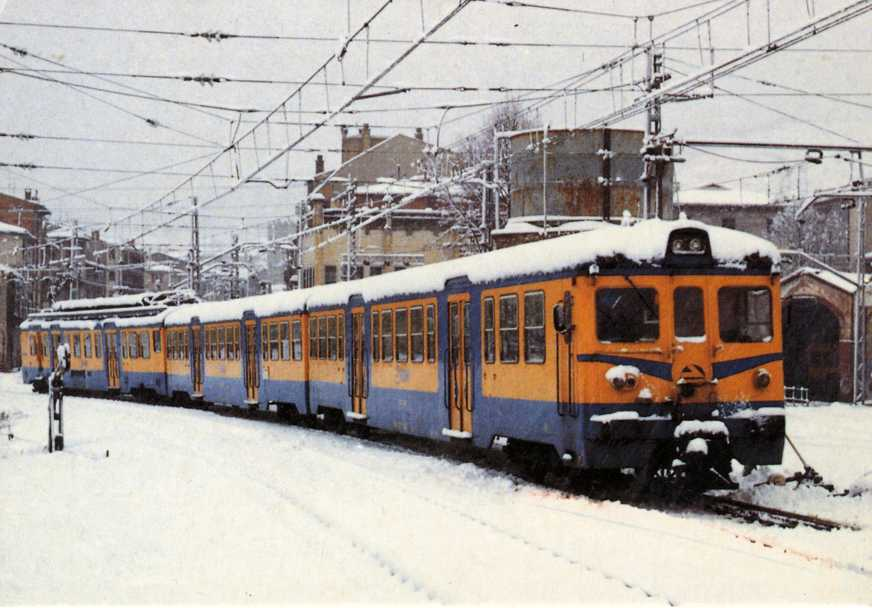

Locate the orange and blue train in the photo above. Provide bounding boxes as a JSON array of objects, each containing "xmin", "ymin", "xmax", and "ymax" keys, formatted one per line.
[{"xmin": 20, "ymin": 219, "xmax": 786, "ymax": 481}]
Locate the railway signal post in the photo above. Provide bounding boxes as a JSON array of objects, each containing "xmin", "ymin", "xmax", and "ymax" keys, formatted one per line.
[{"xmin": 47, "ymin": 344, "xmax": 70, "ymax": 453}]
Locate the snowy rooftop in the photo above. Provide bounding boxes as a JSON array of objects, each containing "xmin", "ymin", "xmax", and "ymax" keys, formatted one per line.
[
  {"xmin": 0, "ymin": 220, "xmax": 29, "ymax": 236},
  {"xmin": 675, "ymin": 185, "xmax": 769, "ymax": 206},
  {"xmin": 492, "ymin": 217, "xmax": 613, "ymax": 236},
  {"xmin": 782, "ymin": 266, "xmax": 867, "ymax": 294},
  {"xmin": 163, "ymin": 219, "xmax": 779, "ymax": 324}
]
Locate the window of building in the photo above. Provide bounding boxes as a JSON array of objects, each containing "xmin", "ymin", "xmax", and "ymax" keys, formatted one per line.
[
  {"xmin": 499, "ymin": 294, "xmax": 519, "ymax": 363},
  {"xmin": 524, "ymin": 291, "xmax": 545, "ymax": 363},
  {"xmin": 218, "ymin": 327, "xmax": 226, "ymax": 360},
  {"xmin": 292, "ymin": 320, "xmax": 302, "ymax": 361},
  {"xmin": 73, "ymin": 334, "xmax": 81, "ymax": 358},
  {"xmin": 309, "ymin": 318, "xmax": 317, "ymax": 358},
  {"xmin": 381, "ymin": 310, "xmax": 393, "ymax": 362},
  {"xmin": 483, "ymin": 297, "xmax": 495, "ymax": 364},
  {"xmin": 280, "ymin": 322, "xmax": 290, "ymax": 360},
  {"xmin": 318, "ymin": 317, "xmax": 328, "ymax": 359},
  {"xmin": 426, "ymin": 305, "xmax": 436, "ymax": 363},
  {"xmin": 718, "ymin": 287, "xmax": 772, "ymax": 343},
  {"xmin": 369, "ymin": 266, "xmax": 383, "ymax": 277},
  {"xmin": 371, "ymin": 311, "xmax": 380, "ymax": 362},
  {"xmin": 327, "ymin": 316, "xmax": 337, "ymax": 360},
  {"xmin": 395, "ymin": 308, "xmax": 409, "ymax": 362},
  {"xmin": 270, "ymin": 323, "xmax": 280, "ymax": 360},
  {"xmin": 337, "ymin": 314, "xmax": 344, "ymax": 360},
  {"xmin": 596, "ymin": 288, "xmax": 660, "ymax": 343},
  {"xmin": 410, "ymin": 306, "xmax": 424, "ymax": 363},
  {"xmin": 325, "ymin": 265, "xmax": 337, "ymax": 285},
  {"xmin": 674, "ymin": 287, "xmax": 705, "ymax": 339}
]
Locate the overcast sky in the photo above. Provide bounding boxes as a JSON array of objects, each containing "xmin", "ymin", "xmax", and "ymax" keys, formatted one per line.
[{"xmin": 0, "ymin": 0, "xmax": 869, "ymax": 256}]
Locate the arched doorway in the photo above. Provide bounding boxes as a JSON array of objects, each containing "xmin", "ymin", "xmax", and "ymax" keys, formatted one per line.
[{"xmin": 782, "ymin": 297, "xmax": 841, "ymax": 401}]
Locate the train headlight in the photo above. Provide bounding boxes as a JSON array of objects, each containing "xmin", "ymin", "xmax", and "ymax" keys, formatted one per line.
[
  {"xmin": 671, "ymin": 239, "xmax": 686, "ymax": 254},
  {"xmin": 689, "ymin": 237, "xmax": 704, "ymax": 253},
  {"xmin": 754, "ymin": 368, "xmax": 771, "ymax": 389},
  {"xmin": 611, "ymin": 376, "xmax": 626, "ymax": 389}
]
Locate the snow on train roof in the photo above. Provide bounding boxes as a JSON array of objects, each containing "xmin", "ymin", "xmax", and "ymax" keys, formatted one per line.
[{"xmin": 161, "ymin": 219, "xmax": 778, "ymax": 325}]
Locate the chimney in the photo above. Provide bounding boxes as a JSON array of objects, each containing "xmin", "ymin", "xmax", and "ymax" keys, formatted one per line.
[
  {"xmin": 361, "ymin": 123, "xmax": 371, "ymax": 150},
  {"xmin": 315, "ymin": 154, "xmax": 325, "ymax": 174},
  {"xmin": 415, "ymin": 127, "xmax": 423, "ymax": 141}
]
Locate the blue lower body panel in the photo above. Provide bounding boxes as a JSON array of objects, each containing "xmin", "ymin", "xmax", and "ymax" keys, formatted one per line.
[{"xmin": 121, "ymin": 370, "xmax": 167, "ymax": 397}]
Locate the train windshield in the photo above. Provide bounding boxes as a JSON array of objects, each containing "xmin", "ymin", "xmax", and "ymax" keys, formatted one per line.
[
  {"xmin": 674, "ymin": 287, "xmax": 705, "ymax": 340},
  {"xmin": 718, "ymin": 286, "xmax": 772, "ymax": 343},
  {"xmin": 596, "ymin": 287, "xmax": 659, "ymax": 343}
]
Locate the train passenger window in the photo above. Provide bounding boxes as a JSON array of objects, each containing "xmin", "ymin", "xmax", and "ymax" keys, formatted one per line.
[
  {"xmin": 153, "ymin": 330, "xmax": 161, "ymax": 354},
  {"xmin": 524, "ymin": 291, "xmax": 545, "ymax": 363},
  {"xmin": 483, "ymin": 297, "xmax": 495, "ymax": 364},
  {"xmin": 327, "ymin": 317, "xmax": 337, "ymax": 360},
  {"xmin": 270, "ymin": 323, "xmax": 280, "ymax": 361},
  {"xmin": 292, "ymin": 320, "xmax": 302, "ymax": 361},
  {"xmin": 308, "ymin": 319, "xmax": 317, "ymax": 358},
  {"xmin": 596, "ymin": 288, "xmax": 659, "ymax": 343},
  {"xmin": 280, "ymin": 322, "xmax": 290, "ymax": 361},
  {"xmin": 410, "ymin": 306, "xmax": 424, "ymax": 363},
  {"xmin": 381, "ymin": 310, "xmax": 393, "ymax": 362},
  {"xmin": 226, "ymin": 328, "xmax": 233, "ymax": 361},
  {"xmin": 396, "ymin": 308, "xmax": 409, "ymax": 363},
  {"xmin": 84, "ymin": 334, "xmax": 92, "ymax": 358},
  {"xmin": 129, "ymin": 332, "xmax": 138, "ymax": 359},
  {"xmin": 674, "ymin": 287, "xmax": 705, "ymax": 339},
  {"xmin": 371, "ymin": 312, "xmax": 380, "ymax": 362},
  {"xmin": 318, "ymin": 317, "xmax": 328, "ymax": 359},
  {"xmin": 499, "ymin": 294, "xmax": 519, "ymax": 363},
  {"xmin": 718, "ymin": 287, "xmax": 772, "ymax": 343},
  {"xmin": 73, "ymin": 335, "xmax": 81, "ymax": 358},
  {"xmin": 262, "ymin": 324, "xmax": 269, "ymax": 361},
  {"xmin": 141, "ymin": 332, "xmax": 150, "ymax": 359},
  {"xmin": 234, "ymin": 326, "xmax": 241, "ymax": 360},
  {"xmin": 121, "ymin": 334, "xmax": 127, "ymax": 359},
  {"xmin": 42, "ymin": 335, "xmax": 49, "ymax": 357},
  {"xmin": 167, "ymin": 332, "xmax": 174, "ymax": 360},
  {"xmin": 463, "ymin": 302, "xmax": 471, "ymax": 364},
  {"xmin": 218, "ymin": 327, "xmax": 226, "ymax": 360},
  {"xmin": 337, "ymin": 315, "xmax": 344, "ymax": 360},
  {"xmin": 95, "ymin": 333, "xmax": 102, "ymax": 359},
  {"xmin": 426, "ymin": 305, "xmax": 436, "ymax": 363},
  {"xmin": 184, "ymin": 330, "xmax": 189, "ymax": 359}
]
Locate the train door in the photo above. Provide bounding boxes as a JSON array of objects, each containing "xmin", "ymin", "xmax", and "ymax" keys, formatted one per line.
[
  {"xmin": 447, "ymin": 295, "xmax": 473, "ymax": 435},
  {"xmin": 350, "ymin": 309, "xmax": 367, "ymax": 417},
  {"xmin": 191, "ymin": 325, "xmax": 203, "ymax": 397},
  {"xmin": 105, "ymin": 330, "xmax": 121, "ymax": 390},
  {"xmin": 244, "ymin": 320, "xmax": 259, "ymax": 404},
  {"xmin": 35, "ymin": 331, "xmax": 46, "ymax": 371},
  {"xmin": 671, "ymin": 279, "xmax": 715, "ymax": 403},
  {"xmin": 553, "ymin": 290, "xmax": 578, "ymax": 417}
]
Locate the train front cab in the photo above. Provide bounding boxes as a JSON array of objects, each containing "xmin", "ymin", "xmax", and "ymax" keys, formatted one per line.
[
  {"xmin": 575, "ymin": 228, "xmax": 785, "ymax": 473},
  {"xmin": 20, "ymin": 325, "xmax": 49, "ymax": 386}
]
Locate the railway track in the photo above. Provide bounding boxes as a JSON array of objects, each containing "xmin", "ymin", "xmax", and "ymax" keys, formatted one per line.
[{"xmin": 698, "ymin": 494, "xmax": 861, "ymax": 532}]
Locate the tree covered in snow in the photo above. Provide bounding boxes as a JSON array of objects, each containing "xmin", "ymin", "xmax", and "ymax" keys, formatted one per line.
[{"xmin": 769, "ymin": 199, "xmax": 852, "ymax": 270}]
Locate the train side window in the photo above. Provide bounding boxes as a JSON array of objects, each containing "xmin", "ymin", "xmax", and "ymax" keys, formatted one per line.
[
  {"xmin": 269, "ymin": 323, "xmax": 280, "ymax": 361},
  {"xmin": 121, "ymin": 333, "xmax": 127, "ymax": 359},
  {"xmin": 280, "ymin": 322, "xmax": 290, "ymax": 360},
  {"xmin": 718, "ymin": 287, "xmax": 772, "ymax": 343},
  {"xmin": 337, "ymin": 314, "xmax": 344, "ymax": 360},
  {"xmin": 426, "ymin": 305, "xmax": 436, "ymax": 363},
  {"xmin": 381, "ymin": 310, "xmax": 393, "ymax": 362},
  {"xmin": 184, "ymin": 330, "xmax": 190, "ymax": 359},
  {"xmin": 259, "ymin": 324, "xmax": 267, "ymax": 360},
  {"xmin": 168, "ymin": 332, "xmax": 174, "ymax": 360},
  {"xmin": 596, "ymin": 288, "xmax": 660, "ymax": 343},
  {"xmin": 141, "ymin": 331, "xmax": 150, "ymax": 359},
  {"xmin": 129, "ymin": 332, "xmax": 138, "ymax": 359},
  {"xmin": 291, "ymin": 320, "xmax": 302, "ymax": 361},
  {"xmin": 84, "ymin": 334, "xmax": 92, "ymax": 358},
  {"xmin": 499, "ymin": 294, "xmax": 519, "ymax": 363},
  {"xmin": 524, "ymin": 291, "xmax": 545, "ymax": 363},
  {"xmin": 235, "ymin": 326, "xmax": 241, "ymax": 360},
  {"xmin": 371, "ymin": 311, "xmax": 380, "ymax": 362},
  {"xmin": 674, "ymin": 287, "xmax": 705, "ymax": 339},
  {"xmin": 226, "ymin": 327, "xmax": 234, "ymax": 361},
  {"xmin": 483, "ymin": 297, "xmax": 495, "ymax": 364},
  {"xmin": 73, "ymin": 334, "xmax": 81, "ymax": 358},
  {"xmin": 410, "ymin": 306, "xmax": 424, "ymax": 363},
  {"xmin": 153, "ymin": 330, "xmax": 162, "ymax": 354},
  {"xmin": 94, "ymin": 333, "xmax": 101, "ymax": 359},
  {"xmin": 327, "ymin": 316, "xmax": 337, "ymax": 360},
  {"xmin": 396, "ymin": 308, "xmax": 409, "ymax": 363},
  {"xmin": 218, "ymin": 327, "xmax": 226, "ymax": 360},
  {"xmin": 308, "ymin": 319, "xmax": 317, "ymax": 358},
  {"xmin": 318, "ymin": 317, "xmax": 328, "ymax": 360},
  {"xmin": 42, "ymin": 334, "xmax": 49, "ymax": 357}
]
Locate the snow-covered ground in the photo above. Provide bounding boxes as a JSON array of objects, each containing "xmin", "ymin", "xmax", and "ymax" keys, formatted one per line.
[{"xmin": 1, "ymin": 372, "xmax": 870, "ymax": 604}]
